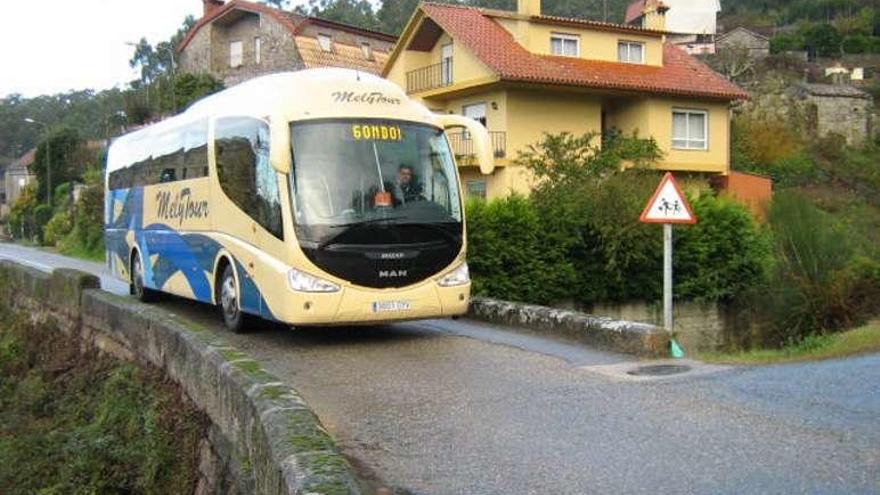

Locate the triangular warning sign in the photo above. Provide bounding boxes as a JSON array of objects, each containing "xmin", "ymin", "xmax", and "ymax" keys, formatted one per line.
[{"xmin": 640, "ymin": 172, "xmax": 697, "ymax": 224}]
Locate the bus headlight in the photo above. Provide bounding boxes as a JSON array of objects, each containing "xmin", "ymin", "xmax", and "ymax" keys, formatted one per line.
[
  {"xmin": 438, "ymin": 262, "xmax": 470, "ymax": 287},
  {"xmin": 287, "ymin": 268, "xmax": 340, "ymax": 293}
]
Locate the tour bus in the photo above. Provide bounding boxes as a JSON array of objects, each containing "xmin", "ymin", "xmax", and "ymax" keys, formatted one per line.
[{"xmin": 105, "ymin": 69, "xmax": 494, "ymax": 332}]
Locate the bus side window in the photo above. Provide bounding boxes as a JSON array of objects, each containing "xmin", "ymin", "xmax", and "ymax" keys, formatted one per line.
[{"xmin": 215, "ymin": 117, "xmax": 283, "ymax": 240}]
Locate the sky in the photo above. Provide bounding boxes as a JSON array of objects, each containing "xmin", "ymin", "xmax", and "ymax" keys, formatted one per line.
[{"xmin": 0, "ymin": 0, "xmax": 319, "ymax": 99}]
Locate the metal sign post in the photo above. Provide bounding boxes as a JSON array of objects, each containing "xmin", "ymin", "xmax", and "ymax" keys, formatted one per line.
[
  {"xmin": 639, "ymin": 173, "xmax": 697, "ymax": 357},
  {"xmin": 664, "ymin": 223, "xmax": 673, "ymax": 334}
]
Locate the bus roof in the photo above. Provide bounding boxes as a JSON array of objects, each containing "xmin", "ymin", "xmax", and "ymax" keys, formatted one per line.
[{"xmin": 108, "ymin": 68, "xmax": 436, "ymax": 176}]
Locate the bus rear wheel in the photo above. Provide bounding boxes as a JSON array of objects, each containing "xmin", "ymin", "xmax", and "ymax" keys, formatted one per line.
[
  {"xmin": 131, "ymin": 252, "xmax": 158, "ymax": 303},
  {"xmin": 219, "ymin": 264, "xmax": 248, "ymax": 333}
]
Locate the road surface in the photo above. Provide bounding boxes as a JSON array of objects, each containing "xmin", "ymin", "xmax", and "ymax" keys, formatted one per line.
[{"xmin": 1, "ymin": 242, "xmax": 878, "ymax": 494}]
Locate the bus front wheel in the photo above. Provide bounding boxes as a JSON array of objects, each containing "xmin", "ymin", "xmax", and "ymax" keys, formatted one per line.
[
  {"xmin": 219, "ymin": 265, "xmax": 248, "ymax": 333},
  {"xmin": 131, "ymin": 252, "xmax": 158, "ymax": 303}
]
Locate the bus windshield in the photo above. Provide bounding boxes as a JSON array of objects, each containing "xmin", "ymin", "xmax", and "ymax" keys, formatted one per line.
[{"xmin": 290, "ymin": 119, "xmax": 462, "ymax": 244}]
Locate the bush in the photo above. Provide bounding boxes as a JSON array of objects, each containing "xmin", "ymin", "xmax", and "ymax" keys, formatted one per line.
[
  {"xmin": 675, "ymin": 194, "xmax": 772, "ymax": 302},
  {"xmin": 732, "ymin": 113, "xmax": 806, "ymax": 168},
  {"xmin": 32, "ymin": 204, "xmax": 53, "ymax": 245},
  {"xmin": 466, "ymin": 195, "xmax": 576, "ymax": 304},
  {"xmin": 43, "ymin": 210, "xmax": 72, "ymax": 246},
  {"xmin": 59, "ymin": 167, "xmax": 105, "ymax": 259},
  {"xmin": 755, "ymin": 192, "xmax": 878, "ymax": 345}
]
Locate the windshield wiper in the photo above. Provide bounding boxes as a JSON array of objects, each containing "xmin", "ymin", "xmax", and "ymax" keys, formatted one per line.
[
  {"xmin": 327, "ymin": 216, "xmax": 407, "ymax": 229},
  {"xmin": 318, "ymin": 216, "xmax": 407, "ymax": 250}
]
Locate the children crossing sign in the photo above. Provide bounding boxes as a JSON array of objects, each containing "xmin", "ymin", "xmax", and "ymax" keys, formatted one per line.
[
  {"xmin": 639, "ymin": 172, "xmax": 697, "ymax": 358},
  {"xmin": 640, "ymin": 172, "xmax": 697, "ymax": 224}
]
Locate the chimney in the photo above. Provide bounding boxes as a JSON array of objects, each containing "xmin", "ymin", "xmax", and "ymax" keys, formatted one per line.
[
  {"xmin": 517, "ymin": 0, "xmax": 541, "ymax": 16},
  {"xmin": 642, "ymin": 0, "xmax": 668, "ymax": 31},
  {"xmin": 203, "ymin": 0, "xmax": 224, "ymax": 17}
]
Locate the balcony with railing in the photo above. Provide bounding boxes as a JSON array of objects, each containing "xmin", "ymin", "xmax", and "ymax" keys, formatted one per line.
[
  {"xmin": 447, "ymin": 131, "xmax": 507, "ymax": 164},
  {"xmin": 406, "ymin": 60, "xmax": 453, "ymax": 93}
]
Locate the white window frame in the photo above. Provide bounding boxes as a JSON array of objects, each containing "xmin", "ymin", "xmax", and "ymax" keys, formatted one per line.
[
  {"xmin": 550, "ymin": 33, "xmax": 580, "ymax": 57},
  {"xmin": 361, "ymin": 41, "xmax": 372, "ymax": 60},
  {"xmin": 618, "ymin": 40, "xmax": 645, "ymax": 64},
  {"xmin": 229, "ymin": 40, "xmax": 243, "ymax": 68},
  {"xmin": 254, "ymin": 36, "xmax": 261, "ymax": 64},
  {"xmin": 441, "ymin": 43, "xmax": 454, "ymax": 85},
  {"xmin": 672, "ymin": 109, "xmax": 709, "ymax": 151},
  {"xmin": 318, "ymin": 33, "xmax": 333, "ymax": 52},
  {"xmin": 466, "ymin": 179, "xmax": 487, "ymax": 200}
]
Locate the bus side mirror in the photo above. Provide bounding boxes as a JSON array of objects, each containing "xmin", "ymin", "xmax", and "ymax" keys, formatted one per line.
[
  {"xmin": 435, "ymin": 114, "xmax": 495, "ymax": 175},
  {"xmin": 270, "ymin": 115, "xmax": 292, "ymax": 174}
]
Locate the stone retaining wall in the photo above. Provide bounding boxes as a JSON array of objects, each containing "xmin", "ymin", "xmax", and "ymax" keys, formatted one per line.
[
  {"xmin": 468, "ymin": 297, "xmax": 669, "ymax": 356},
  {"xmin": 0, "ymin": 260, "xmax": 361, "ymax": 495}
]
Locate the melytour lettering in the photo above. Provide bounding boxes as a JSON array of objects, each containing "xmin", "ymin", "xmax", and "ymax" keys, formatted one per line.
[
  {"xmin": 332, "ymin": 91, "xmax": 402, "ymax": 105},
  {"xmin": 156, "ymin": 188, "xmax": 209, "ymax": 226}
]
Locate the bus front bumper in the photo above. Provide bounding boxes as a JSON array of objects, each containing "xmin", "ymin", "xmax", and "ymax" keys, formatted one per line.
[{"xmin": 273, "ymin": 281, "xmax": 471, "ymax": 326}]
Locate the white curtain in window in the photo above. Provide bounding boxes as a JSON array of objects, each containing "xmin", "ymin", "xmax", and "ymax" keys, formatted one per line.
[
  {"xmin": 630, "ymin": 43, "xmax": 643, "ymax": 62},
  {"xmin": 688, "ymin": 113, "xmax": 706, "ymax": 146},
  {"xmin": 672, "ymin": 112, "xmax": 688, "ymax": 148}
]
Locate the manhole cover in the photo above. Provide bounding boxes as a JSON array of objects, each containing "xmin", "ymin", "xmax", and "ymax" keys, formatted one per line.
[{"xmin": 627, "ymin": 364, "xmax": 692, "ymax": 376}]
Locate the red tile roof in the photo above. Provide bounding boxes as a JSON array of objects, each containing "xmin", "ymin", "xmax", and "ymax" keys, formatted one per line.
[
  {"xmin": 418, "ymin": 3, "xmax": 747, "ymax": 101},
  {"xmin": 625, "ymin": 0, "xmax": 646, "ymax": 24}
]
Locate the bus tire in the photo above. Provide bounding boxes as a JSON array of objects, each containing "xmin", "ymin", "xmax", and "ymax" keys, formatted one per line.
[
  {"xmin": 218, "ymin": 264, "xmax": 248, "ymax": 333},
  {"xmin": 131, "ymin": 251, "xmax": 158, "ymax": 303}
]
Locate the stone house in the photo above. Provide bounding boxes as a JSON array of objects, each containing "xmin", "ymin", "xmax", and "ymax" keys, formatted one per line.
[
  {"xmin": 789, "ymin": 83, "xmax": 873, "ymax": 145},
  {"xmin": 716, "ymin": 27, "xmax": 769, "ymax": 58},
  {"xmin": 178, "ymin": 0, "xmax": 396, "ymax": 88}
]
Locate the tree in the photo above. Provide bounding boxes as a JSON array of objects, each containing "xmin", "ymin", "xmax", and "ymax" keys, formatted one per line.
[
  {"xmin": 262, "ymin": 0, "xmax": 289, "ymax": 8},
  {"xmin": 802, "ymin": 23, "xmax": 844, "ymax": 57},
  {"xmin": 377, "ymin": 0, "xmax": 420, "ymax": 34},
  {"xmin": 31, "ymin": 127, "xmax": 95, "ymax": 204},
  {"xmin": 172, "ymin": 73, "xmax": 225, "ymax": 111},
  {"xmin": 710, "ymin": 45, "xmax": 757, "ymax": 83},
  {"xmin": 296, "ymin": 0, "xmax": 381, "ymax": 31}
]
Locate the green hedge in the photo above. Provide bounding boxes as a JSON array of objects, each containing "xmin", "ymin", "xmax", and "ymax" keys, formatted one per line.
[
  {"xmin": 465, "ymin": 187, "xmax": 771, "ymax": 307},
  {"xmin": 466, "ymin": 195, "xmax": 576, "ymax": 305}
]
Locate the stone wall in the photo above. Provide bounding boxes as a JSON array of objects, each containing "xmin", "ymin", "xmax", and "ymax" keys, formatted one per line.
[
  {"xmin": 180, "ymin": 11, "xmax": 304, "ymax": 88},
  {"xmin": 468, "ymin": 297, "xmax": 669, "ymax": 356},
  {"xmin": 810, "ymin": 93, "xmax": 873, "ymax": 145},
  {"xmin": 585, "ymin": 301, "xmax": 741, "ymax": 352},
  {"xmin": 0, "ymin": 261, "xmax": 362, "ymax": 495}
]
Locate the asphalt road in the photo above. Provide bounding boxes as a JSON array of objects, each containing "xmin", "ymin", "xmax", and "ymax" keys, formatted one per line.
[{"xmin": 2, "ymin": 242, "xmax": 878, "ymax": 494}]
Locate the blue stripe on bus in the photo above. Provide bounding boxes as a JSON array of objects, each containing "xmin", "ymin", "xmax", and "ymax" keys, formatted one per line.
[{"xmin": 105, "ymin": 187, "xmax": 278, "ymax": 321}]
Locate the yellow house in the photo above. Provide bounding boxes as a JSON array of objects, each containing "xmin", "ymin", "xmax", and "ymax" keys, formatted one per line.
[{"xmin": 383, "ymin": 0, "xmax": 748, "ymax": 199}]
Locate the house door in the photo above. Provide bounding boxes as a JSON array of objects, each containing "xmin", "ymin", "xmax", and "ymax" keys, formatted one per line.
[{"xmin": 441, "ymin": 44, "xmax": 454, "ymax": 85}]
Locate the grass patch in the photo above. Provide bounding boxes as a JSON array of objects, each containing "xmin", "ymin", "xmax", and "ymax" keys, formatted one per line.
[
  {"xmin": 59, "ymin": 243, "xmax": 106, "ymax": 262},
  {"xmin": 0, "ymin": 307, "xmax": 207, "ymax": 494},
  {"xmin": 699, "ymin": 321, "xmax": 880, "ymax": 365}
]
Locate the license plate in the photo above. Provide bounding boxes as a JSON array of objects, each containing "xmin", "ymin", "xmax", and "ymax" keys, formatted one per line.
[{"xmin": 372, "ymin": 300, "xmax": 411, "ymax": 313}]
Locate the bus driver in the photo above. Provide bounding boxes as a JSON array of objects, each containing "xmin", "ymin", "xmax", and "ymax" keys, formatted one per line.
[{"xmin": 395, "ymin": 164, "xmax": 425, "ymax": 204}]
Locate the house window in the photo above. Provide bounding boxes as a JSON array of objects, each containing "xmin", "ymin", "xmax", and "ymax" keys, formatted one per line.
[
  {"xmin": 318, "ymin": 34, "xmax": 333, "ymax": 52},
  {"xmin": 462, "ymin": 102, "xmax": 487, "ymax": 140},
  {"xmin": 672, "ymin": 109, "xmax": 708, "ymax": 150},
  {"xmin": 361, "ymin": 42, "xmax": 372, "ymax": 60},
  {"xmin": 550, "ymin": 33, "xmax": 579, "ymax": 57},
  {"xmin": 467, "ymin": 180, "xmax": 487, "ymax": 199},
  {"xmin": 618, "ymin": 41, "xmax": 645, "ymax": 63},
  {"xmin": 229, "ymin": 41, "xmax": 243, "ymax": 67},
  {"xmin": 254, "ymin": 37, "xmax": 261, "ymax": 64},
  {"xmin": 441, "ymin": 43, "xmax": 454, "ymax": 85}
]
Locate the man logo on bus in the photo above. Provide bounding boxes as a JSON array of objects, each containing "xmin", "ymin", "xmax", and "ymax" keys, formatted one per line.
[{"xmin": 379, "ymin": 269, "xmax": 408, "ymax": 278}]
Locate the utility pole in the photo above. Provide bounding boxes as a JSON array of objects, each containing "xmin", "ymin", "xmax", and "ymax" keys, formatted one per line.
[{"xmin": 23, "ymin": 118, "xmax": 52, "ymax": 207}]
